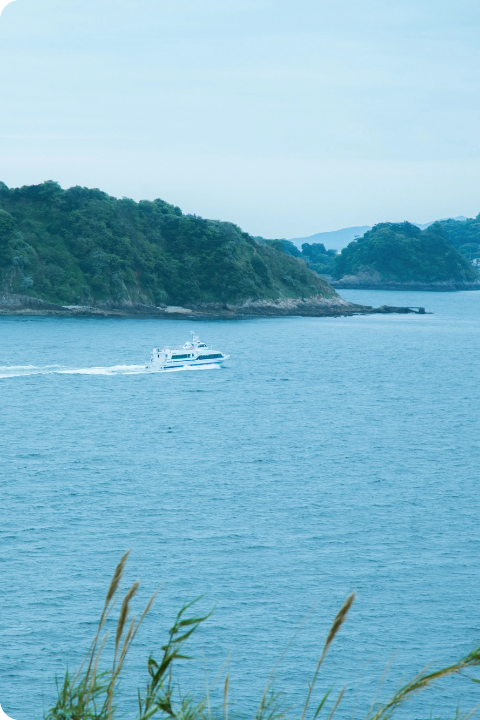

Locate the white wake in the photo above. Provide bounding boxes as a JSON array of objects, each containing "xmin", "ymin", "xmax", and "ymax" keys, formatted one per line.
[
  {"xmin": 0, "ymin": 364, "xmax": 147, "ymax": 378},
  {"xmin": 0, "ymin": 363, "xmax": 221, "ymax": 378}
]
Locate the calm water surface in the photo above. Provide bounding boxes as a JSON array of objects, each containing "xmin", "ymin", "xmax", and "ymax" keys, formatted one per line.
[{"xmin": 1, "ymin": 289, "xmax": 480, "ymax": 719}]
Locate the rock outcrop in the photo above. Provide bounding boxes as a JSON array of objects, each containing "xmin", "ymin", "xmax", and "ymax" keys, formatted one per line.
[
  {"xmin": 0, "ymin": 292, "xmax": 427, "ymax": 318},
  {"xmin": 330, "ymin": 269, "xmax": 480, "ymax": 291}
]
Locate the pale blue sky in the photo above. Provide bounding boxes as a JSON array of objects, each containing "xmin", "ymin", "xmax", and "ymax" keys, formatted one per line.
[{"xmin": 0, "ymin": 0, "xmax": 479, "ymax": 237}]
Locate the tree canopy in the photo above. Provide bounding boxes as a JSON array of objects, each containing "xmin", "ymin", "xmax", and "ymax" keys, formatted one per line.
[
  {"xmin": 436, "ymin": 216, "xmax": 480, "ymax": 261},
  {"xmin": 257, "ymin": 237, "xmax": 337, "ymax": 275}
]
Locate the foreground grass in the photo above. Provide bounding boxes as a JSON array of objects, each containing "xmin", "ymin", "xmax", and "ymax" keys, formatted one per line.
[{"xmin": 44, "ymin": 552, "xmax": 480, "ymax": 720}]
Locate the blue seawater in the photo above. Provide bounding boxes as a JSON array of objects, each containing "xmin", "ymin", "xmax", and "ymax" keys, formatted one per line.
[{"xmin": 1, "ymin": 289, "xmax": 480, "ymax": 719}]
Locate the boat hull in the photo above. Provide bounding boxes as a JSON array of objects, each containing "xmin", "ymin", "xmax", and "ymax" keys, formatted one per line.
[{"xmin": 146, "ymin": 358, "xmax": 226, "ymax": 372}]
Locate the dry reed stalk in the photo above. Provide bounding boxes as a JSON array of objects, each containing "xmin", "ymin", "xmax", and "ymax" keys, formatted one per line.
[
  {"xmin": 223, "ymin": 673, "xmax": 230, "ymax": 720},
  {"xmin": 366, "ymin": 646, "xmax": 480, "ymax": 720},
  {"xmin": 107, "ymin": 580, "xmax": 160, "ymax": 720},
  {"xmin": 118, "ymin": 590, "xmax": 161, "ymax": 675},
  {"xmin": 324, "ymin": 593, "xmax": 355, "ymax": 653},
  {"xmin": 202, "ymin": 649, "xmax": 214, "ymax": 720},
  {"xmin": 115, "ymin": 581, "xmax": 140, "ymax": 661},
  {"xmin": 78, "ymin": 550, "xmax": 131, "ymax": 709},
  {"xmin": 257, "ymin": 604, "xmax": 318, "ymax": 720},
  {"xmin": 326, "ymin": 687, "xmax": 345, "ymax": 720},
  {"xmin": 105, "ymin": 550, "xmax": 131, "ymax": 610},
  {"xmin": 462, "ymin": 703, "xmax": 480, "ymax": 720},
  {"xmin": 62, "ymin": 554, "xmax": 157, "ymax": 720},
  {"xmin": 119, "ymin": 618, "xmax": 136, "ymax": 665},
  {"xmin": 301, "ymin": 593, "xmax": 355, "ymax": 720},
  {"xmin": 85, "ymin": 633, "xmax": 109, "ymax": 706},
  {"xmin": 107, "ymin": 586, "xmax": 160, "ymax": 720},
  {"xmin": 365, "ymin": 654, "xmax": 396, "ymax": 719}
]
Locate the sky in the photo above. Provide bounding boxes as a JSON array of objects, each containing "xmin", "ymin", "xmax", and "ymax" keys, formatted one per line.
[{"xmin": 0, "ymin": 0, "xmax": 479, "ymax": 238}]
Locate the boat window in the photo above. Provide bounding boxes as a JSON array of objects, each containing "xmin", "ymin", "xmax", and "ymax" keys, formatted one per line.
[
  {"xmin": 197, "ymin": 353, "xmax": 223, "ymax": 360},
  {"xmin": 171, "ymin": 354, "xmax": 190, "ymax": 360}
]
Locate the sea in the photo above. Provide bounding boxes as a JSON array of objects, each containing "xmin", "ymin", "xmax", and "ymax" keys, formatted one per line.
[{"xmin": 1, "ymin": 289, "xmax": 480, "ymax": 720}]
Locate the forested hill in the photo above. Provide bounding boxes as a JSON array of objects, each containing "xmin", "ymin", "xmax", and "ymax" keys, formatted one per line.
[
  {"xmin": 436, "ymin": 216, "xmax": 480, "ymax": 260},
  {"xmin": 333, "ymin": 221, "xmax": 479, "ymax": 287},
  {"xmin": 0, "ymin": 181, "xmax": 334, "ymax": 307}
]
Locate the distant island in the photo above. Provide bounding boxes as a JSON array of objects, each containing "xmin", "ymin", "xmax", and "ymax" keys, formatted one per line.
[
  {"xmin": 330, "ymin": 221, "xmax": 480, "ymax": 290},
  {"xmin": 268, "ymin": 218, "xmax": 480, "ymax": 291},
  {"xmin": 0, "ymin": 181, "xmax": 373, "ymax": 318}
]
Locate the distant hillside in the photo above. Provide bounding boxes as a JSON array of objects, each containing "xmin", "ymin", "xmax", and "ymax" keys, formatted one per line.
[
  {"xmin": 289, "ymin": 226, "xmax": 371, "ymax": 251},
  {"xmin": 289, "ymin": 217, "xmax": 470, "ymax": 252},
  {"xmin": 332, "ymin": 221, "xmax": 480, "ymax": 290},
  {"xmin": 255, "ymin": 237, "xmax": 337, "ymax": 276},
  {"xmin": 0, "ymin": 181, "xmax": 335, "ymax": 308},
  {"xmin": 436, "ymin": 216, "xmax": 480, "ymax": 260}
]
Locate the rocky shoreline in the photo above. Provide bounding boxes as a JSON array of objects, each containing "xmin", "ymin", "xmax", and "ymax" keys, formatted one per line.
[
  {"xmin": 0, "ymin": 292, "xmax": 427, "ymax": 318},
  {"xmin": 326, "ymin": 270, "xmax": 480, "ymax": 291}
]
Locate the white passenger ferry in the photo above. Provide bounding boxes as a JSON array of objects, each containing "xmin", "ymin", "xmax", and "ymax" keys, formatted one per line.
[{"xmin": 146, "ymin": 332, "xmax": 229, "ymax": 371}]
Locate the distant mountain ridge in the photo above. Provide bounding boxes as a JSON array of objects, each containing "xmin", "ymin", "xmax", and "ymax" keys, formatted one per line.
[
  {"xmin": 290, "ymin": 217, "xmax": 469, "ymax": 251},
  {"xmin": 415, "ymin": 216, "xmax": 468, "ymax": 231},
  {"xmin": 289, "ymin": 227, "xmax": 371, "ymax": 251}
]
